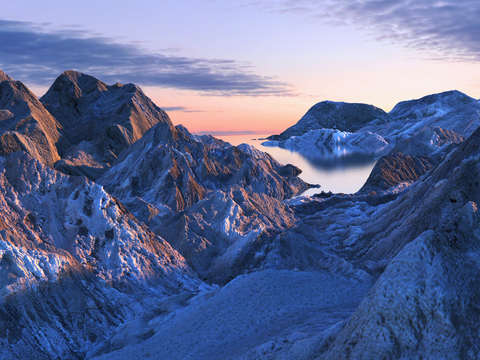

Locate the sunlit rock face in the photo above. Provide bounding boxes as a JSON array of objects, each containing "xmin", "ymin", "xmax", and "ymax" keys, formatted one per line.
[
  {"xmin": 357, "ymin": 152, "xmax": 437, "ymax": 193},
  {"xmin": 0, "ymin": 151, "xmax": 203, "ymax": 359},
  {"xmin": 98, "ymin": 123, "xmax": 308, "ymax": 214},
  {"xmin": 0, "ymin": 70, "xmax": 13, "ymax": 82},
  {"xmin": 0, "ymin": 71, "xmax": 69, "ymax": 167},
  {"xmin": 40, "ymin": 70, "xmax": 172, "ymax": 179}
]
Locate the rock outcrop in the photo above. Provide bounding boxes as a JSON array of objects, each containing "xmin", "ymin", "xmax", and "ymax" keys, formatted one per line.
[{"xmin": 358, "ymin": 152, "xmax": 437, "ymax": 193}]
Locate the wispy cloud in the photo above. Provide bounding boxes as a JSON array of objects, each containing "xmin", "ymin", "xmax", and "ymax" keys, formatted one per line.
[
  {"xmin": 194, "ymin": 130, "xmax": 260, "ymax": 136},
  {"xmin": 0, "ymin": 19, "xmax": 293, "ymax": 96},
  {"xmin": 161, "ymin": 106, "xmax": 206, "ymax": 113},
  {"xmin": 245, "ymin": 0, "xmax": 480, "ymax": 62}
]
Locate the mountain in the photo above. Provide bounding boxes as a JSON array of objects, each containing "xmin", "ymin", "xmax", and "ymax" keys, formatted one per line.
[
  {"xmin": 3, "ymin": 69, "xmax": 480, "ymax": 359},
  {"xmin": 388, "ymin": 90, "xmax": 477, "ymax": 120},
  {"xmin": 92, "ymin": 125, "xmax": 480, "ymax": 358},
  {"xmin": 97, "ymin": 124, "xmax": 308, "ymax": 283},
  {"xmin": 98, "ymin": 123, "xmax": 308, "ymax": 213},
  {"xmin": 268, "ymin": 101, "xmax": 391, "ymax": 141},
  {"xmin": 262, "ymin": 128, "xmax": 389, "ymax": 166},
  {"xmin": 0, "ymin": 151, "xmax": 204, "ymax": 359},
  {"xmin": 40, "ymin": 70, "xmax": 172, "ymax": 180},
  {"xmin": 0, "ymin": 71, "xmax": 69, "ymax": 167}
]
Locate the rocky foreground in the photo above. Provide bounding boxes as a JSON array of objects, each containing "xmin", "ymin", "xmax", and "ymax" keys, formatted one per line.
[{"xmin": 0, "ymin": 70, "xmax": 480, "ymax": 359}]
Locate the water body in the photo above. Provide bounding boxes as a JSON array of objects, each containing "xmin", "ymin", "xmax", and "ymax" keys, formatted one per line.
[{"xmin": 216, "ymin": 134, "xmax": 378, "ymax": 196}]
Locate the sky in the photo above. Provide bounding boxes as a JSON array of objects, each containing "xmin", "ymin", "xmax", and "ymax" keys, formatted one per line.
[{"xmin": 2, "ymin": 0, "xmax": 480, "ymax": 134}]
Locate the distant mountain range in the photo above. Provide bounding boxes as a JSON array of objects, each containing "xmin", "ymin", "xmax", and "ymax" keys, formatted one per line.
[{"xmin": 1, "ymin": 70, "xmax": 480, "ymax": 359}]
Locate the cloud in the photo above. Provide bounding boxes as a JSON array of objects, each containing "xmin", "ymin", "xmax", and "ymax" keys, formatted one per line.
[
  {"xmin": 161, "ymin": 106, "xmax": 206, "ymax": 113},
  {"xmin": 246, "ymin": 0, "xmax": 480, "ymax": 62},
  {"xmin": 194, "ymin": 130, "xmax": 259, "ymax": 136},
  {"xmin": 0, "ymin": 19, "xmax": 293, "ymax": 96}
]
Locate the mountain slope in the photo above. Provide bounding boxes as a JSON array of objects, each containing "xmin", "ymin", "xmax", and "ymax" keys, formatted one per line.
[
  {"xmin": 98, "ymin": 124, "xmax": 308, "ymax": 213},
  {"xmin": 0, "ymin": 151, "xmax": 203, "ymax": 359},
  {"xmin": 0, "ymin": 71, "xmax": 69, "ymax": 167},
  {"xmin": 268, "ymin": 101, "xmax": 390, "ymax": 141},
  {"xmin": 389, "ymin": 90, "xmax": 476, "ymax": 120},
  {"xmin": 0, "ymin": 70, "xmax": 13, "ymax": 82},
  {"xmin": 40, "ymin": 70, "xmax": 172, "ymax": 179}
]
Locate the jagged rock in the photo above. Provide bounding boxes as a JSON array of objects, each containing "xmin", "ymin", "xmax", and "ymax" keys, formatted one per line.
[
  {"xmin": 0, "ymin": 151, "xmax": 203, "ymax": 359},
  {"xmin": 268, "ymin": 101, "xmax": 390, "ymax": 141},
  {"xmin": 358, "ymin": 152, "xmax": 437, "ymax": 193},
  {"xmin": 389, "ymin": 90, "xmax": 476, "ymax": 120},
  {"xmin": 0, "ymin": 71, "xmax": 69, "ymax": 167},
  {"xmin": 98, "ymin": 123, "xmax": 308, "ymax": 213},
  {"xmin": 40, "ymin": 70, "xmax": 172, "ymax": 179},
  {"xmin": 319, "ymin": 209, "xmax": 480, "ymax": 359},
  {"xmin": 360, "ymin": 93, "xmax": 480, "ymax": 145},
  {"xmin": 155, "ymin": 186, "xmax": 299, "ymax": 284}
]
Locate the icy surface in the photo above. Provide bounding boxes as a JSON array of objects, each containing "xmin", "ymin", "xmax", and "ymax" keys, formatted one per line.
[
  {"xmin": 92, "ymin": 270, "xmax": 372, "ymax": 360},
  {"xmin": 263, "ymin": 129, "xmax": 389, "ymax": 162}
]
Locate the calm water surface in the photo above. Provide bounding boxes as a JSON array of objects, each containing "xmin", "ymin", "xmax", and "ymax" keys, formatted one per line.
[{"xmin": 216, "ymin": 134, "xmax": 378, "ymax": 196}]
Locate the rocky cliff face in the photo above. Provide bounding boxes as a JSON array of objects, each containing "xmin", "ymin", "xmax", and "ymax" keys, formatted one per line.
[
  {"xmin": 0, "ymin": 74, "xmax": 68, "ymax": 167},
  {"xmin": 98, "ymin": 123, "xmax": 308, "ymax": 213},
  {"xmin": 40, "ymin": 70, "xmax": 172, "ymax": 179},
  {"xmin": 358, "ymin": 152, "xmax": 437, "ymax": 193}
]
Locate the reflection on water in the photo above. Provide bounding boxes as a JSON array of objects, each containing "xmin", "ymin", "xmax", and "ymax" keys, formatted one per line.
[
  {"xmin": 215, "ymin": 134, "xmax": 379, "ymax": 196},
  {"xmin": 272, "ymin": 145, "xmax": 381, "ymax": 170}
]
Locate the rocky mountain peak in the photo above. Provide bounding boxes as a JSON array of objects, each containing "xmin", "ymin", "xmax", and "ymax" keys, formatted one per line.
[
  {"xmin": 39, "ymin": 70, "xmax": 174, "ymax": 179},
  {"xmin": 0, "ymin": 69, "xmax": 13, "ymax": 82},
  {"xmin": 0, "ymin": 78, "xmax": 68, "ymax": 166}
]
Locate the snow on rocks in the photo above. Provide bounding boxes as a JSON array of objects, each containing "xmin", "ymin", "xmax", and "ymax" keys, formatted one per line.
[
  {"xmin": 0, "ymin": 151, "xmax": 204, "ymax": 359},
  {"xmin": 263, "ymin": 129, "xmax": 389, "ymax": 160}
]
